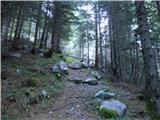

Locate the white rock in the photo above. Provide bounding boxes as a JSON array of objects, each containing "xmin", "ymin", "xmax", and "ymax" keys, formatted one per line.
[{"xmin": 100, "ymin": 100, "xmax": 127, "ymax": 117}]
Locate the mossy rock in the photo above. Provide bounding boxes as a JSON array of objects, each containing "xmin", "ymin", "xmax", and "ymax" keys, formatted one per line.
[{"xmin": 99, "ymin": 107, "xmax": 118, "ymax": 118}]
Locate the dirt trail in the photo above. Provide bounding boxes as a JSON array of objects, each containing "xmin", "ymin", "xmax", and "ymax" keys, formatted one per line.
[
  {"xmin": 24, "ymin": 68, "xmax": 148, "ymax": 120},
  {"xmin": 24, "ymin": 69, "xmax": 103, "ymax": 120}
]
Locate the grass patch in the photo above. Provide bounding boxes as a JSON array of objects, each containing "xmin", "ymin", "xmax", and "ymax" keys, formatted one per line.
[
  {"xmin": 65, "ymin": 56, "xmax": 80, "ymax": 64},
  {"xmin": 2, "ymin": 53, "xmax": 65, "ymax": 119}
]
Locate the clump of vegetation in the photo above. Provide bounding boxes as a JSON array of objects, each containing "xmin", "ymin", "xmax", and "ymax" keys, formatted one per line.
[
  {"xmin": 25, "ymin": 79, "xmax": 37, "ymax": 87},
  {"xmin": 146, "ymin": 97, "xmax": 160, "ymax": 120},
  {"xmin": 99, "ymin": 107, "xmax": 118, "ymax": 119}
]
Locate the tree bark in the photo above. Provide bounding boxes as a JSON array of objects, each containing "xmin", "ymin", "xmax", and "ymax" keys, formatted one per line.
[
  {"xmin": 95, "ymin": 1, "xmax": 99, "ymax": 69},
  {"xmin": 14, "ymin": 5, "xmax": 22, "ymax": 40},
  {"xmin": 156, "ymin": 1, "xmax": 160, "ymax": 17},
  {"xmin": 39, "ymin": 2, "xmax": 49, "ymax": 48},
  {"xmin": 135, "ymin": 1, "xmax": 160, "ymax": 115},
  {"xmin": 98, "ymin": 3, "xmax": 103, "ymax": 71},
  {"xmin": 9, "ymin": 17, "xmax": 15, "ymax": 40},
  {"xmin": 31, "ymin": 2, "xmax": 42, "ymax": 54},
  {"xmin": 27, "ymin": 20, "xmax": 32, "ymax": 40},
  {"xmin": 44, "ymin": 29, "xmax": 48, "ymax": 49}
]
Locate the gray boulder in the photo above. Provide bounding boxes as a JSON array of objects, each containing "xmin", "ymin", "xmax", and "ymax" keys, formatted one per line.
[
  {"xmin": 82, "ymin": 77, "xmax": 98, "ymax": 85},
  {"xmin": 51, "ymin": 60, "xmax": 68, "ymax": 74},
  {"xmin": 95, "ymin": 90, "xmax": 116, "ymax": 99},
  {"xmin": 51, "ymin": 65, "xmax": 60, "ymax": 73},
  {"xmin": 81, "ymin": 61, "xmax": 89, "ymax": 68},
  {"xmin": 100, "ymin": 100, "xmax": 127, "ymax": 117},
  {"xmin": 9, "ymin": 52, "xmax": 22, "ymax": 59},
  {"xmin": 69, "ymin": 62, "xmax": 81, "ymax": 69},
  {"xmin": 92, "ymin": 71, "xmax": 102, "ymax": 80},
  {"xmin": 59, "ymin": 60, "xmax": 68, "ymax": 72}
]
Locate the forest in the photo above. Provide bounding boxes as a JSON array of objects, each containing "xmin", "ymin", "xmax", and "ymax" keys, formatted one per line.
[{"xmin": 1, "ymin": 1, "xmax": 160, "ymax": 120}]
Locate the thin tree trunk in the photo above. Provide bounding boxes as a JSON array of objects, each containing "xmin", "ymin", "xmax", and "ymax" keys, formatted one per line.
[
  {"xmin": 44, "ymin": 29, "xmax": 48, "ymax": 49},
  {"xmin": 4, "ymin": 17, "xmax": 11, "ymax": 40},
  {"xmin": 27, "ymin": 20, "xmax": 32, "ymax": 40},
  {"xmin": 9, "ymin": 17, "xmax": 15, "ymax": 40},
  {"xmin": 14, "ymin": 5, "xmax": 22, "ymax": 40},
  {"xmin": 98, "ymin": 3, "xmax": 103, "ymax": 70},
  {"xmin": 17, "ymin": 15, "xmax": 24, "ymax": 39},
  {"xmin": 87, "ymin": 28, "xmax": 90, "ymax": 64},
  {"xmin": 95, "ymin": 1, "xmax": 99, "ymax": 69}
]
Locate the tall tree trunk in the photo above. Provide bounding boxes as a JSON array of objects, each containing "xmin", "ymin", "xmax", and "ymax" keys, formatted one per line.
[
  {"xmin": 31, "ymin": 2, "xmax": 42, "ymax": 54},
  {"xmin": 12, "ymin": 4, "xmax": 23, "ymax": 50},
  {"xmin": 87, "ymin": 28, "xmax": 90, "ymax": 64},
  {"xmin": 98, "ymin": 2, "xmax": 103, "ymax": 70},
  {"xmin": 44, "ymin": 29, "xmax": 48, "ymax": 49},
  {"xmin": 27, "ymin": 20, "xmax": 32, "ymax": 40},
  {"xmin": 9, "ymin": 17, "xmax": 15, "ymax": 40},
  {"xmin": 39, "ymin": 2, "xmax": 49, "ymax": 48},
  {"xmin": 14, "ymin": 5, "xmax": 22, "ymax": 40},
  {"xmin": 4, "ymin": 17, "xmax": 11, "ymax": 40},
  {"xmin": 17, "ymin": 15, "xmax": 24, "ymax": 39},
  {"xmin": 44, "ymin": 1, "xmax": 60, "ymax": 57},
  {"xmin": 135, "ymin": 1, "xmax": 160, "ymax": 115},
  {"xmin": 156, "ymin": 1, "xmax": 160, "ymax": 17},
  {"xmin": 95, "ymin": 1, "xmax": 99, "ymax": 69}
]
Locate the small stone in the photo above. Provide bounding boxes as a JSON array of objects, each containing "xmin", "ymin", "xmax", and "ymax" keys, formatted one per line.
[
  {"xmin": 9, "ymin": 52, "xmax": 22, "ymax": 59},
  {"xmin": 68, "ymin": 62, "xmax": 81, "ymax": 69},
  {"xmin": 16, "ymin": 69, "xmax": 20, "ymax": 74},
  {"xmin": 49, "ymin": 111, "xmax": 53, "ymax": 114},
  {"xmin": 95, "ymin": 90, "xmax": 115, "ymax": 99},
  {"xmin": 82, "ymin": 77, "xmax": 98, "ymax": 85}
]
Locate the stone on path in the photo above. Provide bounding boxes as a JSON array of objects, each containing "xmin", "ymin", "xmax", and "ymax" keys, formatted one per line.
[
  {"xmin": 92, "ymin": 71, "xmax": 102, "ymax": 80},
  {"xmin": 9, "ymin": 52, "xmax": 22, "ymax": 59},
  {"xmin": 100, "ymin": 100, "xmax": 127, "ymax": 118},
  {"xmin": 81, "ymin": 61, "xmax": 89, "ymax": 68},
  {"xmin": 51, "ymin": 60, "xmax": 68, "ymax": 74},
  {"xmin": 68, "ymin": 62, "xmax": 81, "ymax": 69},
  {"xmin": 95, "ymin": 90, "xmax": 116, "ymax": 99},
  {"xmin": 82, "ymin": 77, "xmax": 98, "ymax": 85}
]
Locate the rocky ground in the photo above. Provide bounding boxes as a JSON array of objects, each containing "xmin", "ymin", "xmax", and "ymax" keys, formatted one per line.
[
  {"xmin": 1, "ymin": 52, "xmax": 153, "ymax": 120},
  {"xmin": 24, "ymin": 68, "xmax": 150, "ymax": 120}
]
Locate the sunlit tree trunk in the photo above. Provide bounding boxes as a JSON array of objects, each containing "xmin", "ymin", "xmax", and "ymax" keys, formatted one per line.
[
  {"xmin": 9, "ymin": 17, "xmax": 15, "ymax": 40},
  {"xmin": 27, "ymin": 20, "xmax": 32, "ymax": 40}
]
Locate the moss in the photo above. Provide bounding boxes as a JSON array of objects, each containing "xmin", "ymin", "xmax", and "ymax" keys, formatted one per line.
[
  {"xmin": 65, "ymin": 56, "xmax": 80, "ymax": 64},
  {"xmin": 99, "ymin": 107, "xmax": 118, "ymax": 118},
  {"xmin": 146, "ymin": 97, "xmax": 160, "ymax": 120}
]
